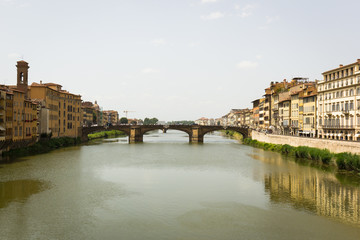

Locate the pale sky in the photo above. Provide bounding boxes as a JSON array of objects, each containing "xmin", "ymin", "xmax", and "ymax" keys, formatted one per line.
[{"xmin": 1, "ymin": 0, "xmax": 359, "ymax": 121}]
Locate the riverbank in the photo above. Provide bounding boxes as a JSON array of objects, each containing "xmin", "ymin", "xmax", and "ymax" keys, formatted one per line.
[
  {"xmin": 88, "ymin": 130, "xmax": 126, "ymax": 140},
  {"xmin": 223, "ymin": 130, "xmax": 244, "ymax": 141},
  {"xmin": 2, "ymin": 137, "xmax": 81, "ymax": 159},
  {"xmin": 252, "ymin": 130, "xmax": 360, "ymax": 154},
  {"xmin": 243, "ymin": 138, "xmax": 360, "ymax": 173}
]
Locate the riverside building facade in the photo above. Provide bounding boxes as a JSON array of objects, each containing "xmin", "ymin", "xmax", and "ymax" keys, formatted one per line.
[
  {"xmin": 29, "ymin": 82, "xmax": 82, "ymax": 138},
  {"xmin": 317, "ymin": 59, "xmax": 360, "ymax": 141}
]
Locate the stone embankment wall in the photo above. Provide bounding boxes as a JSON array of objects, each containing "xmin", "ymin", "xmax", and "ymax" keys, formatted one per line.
[
  {"xmin": 252, "ymin": 131, "xmax": 360, "ymax": 154},
  {"xmin": 0, "ymin": 139, "xmax": 37, "ymax": 152}
]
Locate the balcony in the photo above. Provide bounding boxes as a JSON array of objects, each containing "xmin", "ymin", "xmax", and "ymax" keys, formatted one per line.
[
  {"xmin": 321, "ymin": 124, "xmax": 355, "ymax": 129},
  {"xmin": 342, "ymin": 109, "xmax": 350, "ymax": 115}
]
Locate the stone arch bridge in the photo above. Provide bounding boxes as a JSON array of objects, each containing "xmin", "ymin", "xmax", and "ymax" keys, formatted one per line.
[{"xmin": 81, "ymin": 125, "xmax": 251, "ymax": 143}]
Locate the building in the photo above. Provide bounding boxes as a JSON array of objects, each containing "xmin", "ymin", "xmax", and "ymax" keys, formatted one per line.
[
  {"xmin": 301, "ymin": 85, "xmax": 317, "ymax": 137},
  {"xmin": 0, "ymin": 89, "xmax": 6, "ymax": 141},
  {"xmin": 195, "ymin": 117, "xmax": 209, "ymax": 125},
  {"xmin": 278, "ymin": 91, "xmax": 291, "ymax": 135},
  {"xmin": 29, "ymin": 82, "xmax": 82, "ymax": 138},
  {"xmin": 264, "ymin": 88, "xmax": 271, "ymax": 129},
  {"xmin": 5, "ymin": 90, "xmax": 13, "ymax": 140},
  {"xmin": 102, "ymin": 110, "xmax": 119, "ymax": 126},
  {"xmin": 317, "ymin": 59, "xmax": 360, "ymax": 141},
  {"xmin": 252, "ymin": 99, "xmax": 260, "ymax": 129},
  {"xmin": 81, "ymin": 101, "xmax": 102, "ymax": 127},
  {"xmin": 258, "ymin": 98, "xmax": 265, "ymax": 129}
]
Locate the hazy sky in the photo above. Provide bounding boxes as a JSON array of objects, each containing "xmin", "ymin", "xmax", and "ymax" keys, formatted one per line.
[{"xmin": 1, "ymin": 0, "xmax": 359, "ymax": 121}]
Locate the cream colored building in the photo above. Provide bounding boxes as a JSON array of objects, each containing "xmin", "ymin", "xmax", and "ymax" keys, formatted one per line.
[
  {"xmin": 317, "ymin": 59, "xmax": 360, "ymax": 141},
  {"xmin": 102, "ymin": 110, "xmax": 119, "ymax": 126},
  {"xmin": 301, "ymin": 86, "xmax": 317, "ymax": 137},
  {"xmin": 278, "ymin": 92, "xmax": 291, "ymax": 135},
  {"xmin": 258, "ymin": 98, "xmax": 265, "ymax": 129}
]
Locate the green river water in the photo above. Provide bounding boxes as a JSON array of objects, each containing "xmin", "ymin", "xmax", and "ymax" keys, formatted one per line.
[{"xmin": 0, "ymin": 131, "xmax": 359, "ymax": 240}]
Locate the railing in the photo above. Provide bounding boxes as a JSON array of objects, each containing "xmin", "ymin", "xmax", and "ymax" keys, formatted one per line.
[
  {"xmin": 325, "ymin": 110, "xmax": 332, "ymax": 115},
  {"xmin": 321, "ymin": 124, "xmax": 355, "ymax": 129},
  {"xmin": 342, "ymin": 109, "xmax": 350, "ymax": 114}
]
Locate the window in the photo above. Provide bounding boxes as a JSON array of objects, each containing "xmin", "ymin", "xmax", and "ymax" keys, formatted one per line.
[{"xmin": 20, "ymin": 72, "xmax": 24, "ymax": 83}]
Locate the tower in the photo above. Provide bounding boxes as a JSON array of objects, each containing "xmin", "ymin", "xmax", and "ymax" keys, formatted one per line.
[{"xmin": 16, "ymin": 60, "xmax": 29, "ymax": 98}]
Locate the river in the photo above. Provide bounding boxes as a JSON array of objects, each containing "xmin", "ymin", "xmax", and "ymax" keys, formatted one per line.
[{"xmin": 0, "ymin": 131, "xmax": 359, "ymax": 240}]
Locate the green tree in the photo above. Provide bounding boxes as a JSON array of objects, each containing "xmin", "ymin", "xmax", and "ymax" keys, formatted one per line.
[
  {"xmin": 120, "ymin": 117, "xmax": 128, "ymax": 124},
  {"xmin": 143, "ymin": 117, "xmax": 158, "ymax": 125}
]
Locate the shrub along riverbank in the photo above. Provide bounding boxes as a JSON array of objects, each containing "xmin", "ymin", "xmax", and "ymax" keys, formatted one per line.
[
  {"xmin": 243, "ymin": 138, "xmax": 360, "ymax": 173},
  {"xmin": 88, "ymin": 130, "xmax": 126, "ymax": 140},
  {"xmin": 2, "ymin": 137, "xmax": 81, "ymax": 159},
  {"xmin": 223, "ymin": 130, "xmax": 244, "ymax": 141}
]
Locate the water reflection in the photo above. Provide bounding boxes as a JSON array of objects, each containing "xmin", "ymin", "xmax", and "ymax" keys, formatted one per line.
[
  {"xmin": 264, "ymin": 169, "xmax": 360, "ymax": 226},
  {"xmin": 0, "ymin": 179, "xmax": 48, "ymax": 208}
]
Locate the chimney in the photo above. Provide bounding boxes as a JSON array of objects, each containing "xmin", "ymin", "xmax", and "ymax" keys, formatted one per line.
[
  {"xmin": 339, "ymin": 64, "xmax": 343, "ymax": 67},
  {"xmin": 40, "ymin": 80, "xmax": 42, "ymax": 84}
]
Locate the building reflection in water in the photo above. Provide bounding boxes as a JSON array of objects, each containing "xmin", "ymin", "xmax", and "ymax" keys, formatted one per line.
[{"xmin": 252, "ymin": 149, "xmax": 360, "ymax": 226}]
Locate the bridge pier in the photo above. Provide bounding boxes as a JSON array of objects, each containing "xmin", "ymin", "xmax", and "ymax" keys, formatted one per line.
[
  {"xmin": 129, "ymin": 127, "xmax": 143, "ymax": 143},
  {"xmin": 190, "ymin": 135, "xmax": 204, "ymax": 143},
  {"xmin": 190, "ymin": 127, "xmax": 204, "ymax": 143}
]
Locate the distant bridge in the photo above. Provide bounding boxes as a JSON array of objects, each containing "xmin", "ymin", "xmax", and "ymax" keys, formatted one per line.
[{"xmin": 81, "ymin": 125, "xmax": 251, "ymax": 143}]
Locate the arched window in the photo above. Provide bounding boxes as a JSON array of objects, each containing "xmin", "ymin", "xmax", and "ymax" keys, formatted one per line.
[{"xmin": 20, "ymin": 72, "xmax": 24, "ymax": 83}]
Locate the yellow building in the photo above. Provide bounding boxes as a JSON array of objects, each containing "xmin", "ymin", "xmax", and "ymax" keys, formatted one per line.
[
  {"xmin": 278, "ymin": 91, "xmax": 291, "ymax": 135},
  {"xmin": 5, "ymin": 91, "xmax": 13, "ymax": 140},
  {"xmin": 0, "ymin": 89, "xmax": 6, "ymax": 141},
  {"xmin": 301, "ymin": 86, "xmax": 317, "ymax": 137},
  {"xmin": 29, "ymin": 82, "xmax": 82, "ymax": 138},
  {"xmin": 11, "ymin": 89, "xmax": 37, "ymax": 141},
  {"xmin": 258, "ymin": 98, "xmax": 265, "ymax": 129},
  {"xmin": 81, "ymin": 101, "xmax": 102, "ymax": 127}
]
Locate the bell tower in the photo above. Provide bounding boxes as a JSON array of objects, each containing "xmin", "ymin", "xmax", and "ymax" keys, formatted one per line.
[{"xmin": 16, "ymin": 60, "xmax": 29, "ymax": 98}]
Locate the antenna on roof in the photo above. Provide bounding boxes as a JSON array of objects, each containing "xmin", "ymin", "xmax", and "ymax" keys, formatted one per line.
[{"xmin": 21, "ymin": 54, "xmax": 24, "ymax": 60}]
